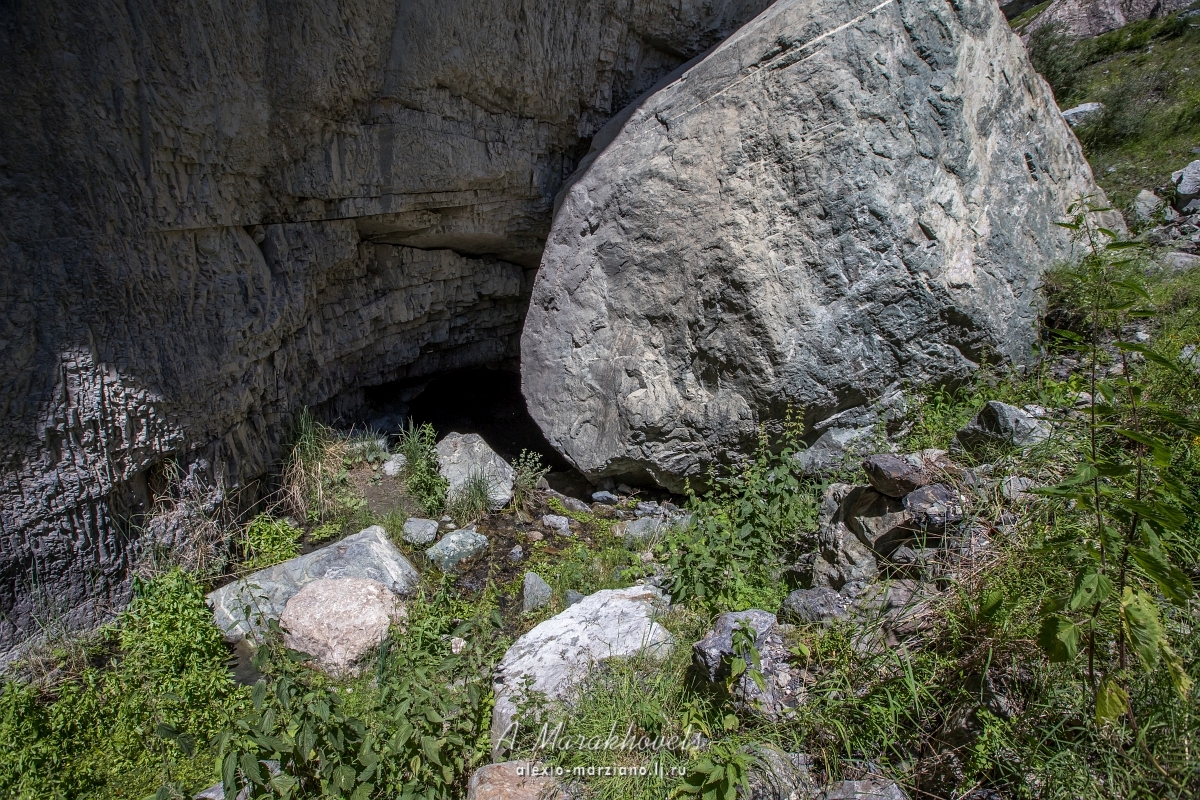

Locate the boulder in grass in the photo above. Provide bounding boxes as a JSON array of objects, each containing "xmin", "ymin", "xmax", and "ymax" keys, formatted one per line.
[
  {"xmin": 402, "ymin": 517, "xmax": 439, "ymax": 545},
  {"xmin": 862, "ymin": 454, "xmax": 927, "ymax": 498},
  {"xmin": 522, "ymin": 572, "xmax": 552, "ymax": 613},
  {"xmin": 953, "ymin": 401, "xmax": 1051, "ymax": 455},
  {"xmin": 426, "ymin": 529, "xmax": 488, "ymax": 572},
  {"xmin": 280, "ymin": 577, "xmax": 405, "ymax": 676},
  {"xmin": 436, "ymin": 432, "xmax": 515, "ymax": 509},
  {"xmin": 780, "ymin": 587, "xmax": 850, "ymax": 626}
]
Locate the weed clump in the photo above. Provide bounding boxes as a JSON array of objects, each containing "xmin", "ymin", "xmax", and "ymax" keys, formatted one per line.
[
  {"xmin": 446, "ymin": 469, "xmax": 494, "ymax": 525},
  {"xmin": 239, "ymin": 513, "xmax": 302, "ymax": 570},
  {"xmin": 398, "ymin": 419, "xmax": 448, "ymax": 516}
]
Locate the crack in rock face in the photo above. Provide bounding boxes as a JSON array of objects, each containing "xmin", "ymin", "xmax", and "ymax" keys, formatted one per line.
[{"xmin": 521, "ymin": 0, "xmax": 1113, "ymax": 492}]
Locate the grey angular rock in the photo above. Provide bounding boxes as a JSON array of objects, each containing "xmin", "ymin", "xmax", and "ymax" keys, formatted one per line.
[
  {"xmin": 207, "ymin": 526, "xmax": 419, "ymax": 641},
  {"xmin": 490, "ymin": 586, "xmax": 673, "ymax": 753},
  {"xmin": 746, "ymin": 749, "xmax": 819, "ymax": 800},
  {"xmin": 795, "ymin": 427, "xmax": 877, "ymax": 477},
  {"xmin": 0, "ymin": 0, "xmax": 773, "ymax": 653},
  {"xmin": 541, "ymin": 514, "xmax": 572, "ymax": 534},
  {"xmin": 591, "ymin": 491, "xmax": 620, "ymax": 505},
  {"xmin": 522, "ymin": 572, "xmax": 552, "ymax": 613},
  {"xmin": 521, "ymin": 0, "xmax": 1112, "ymax": 492},
  {"xmin": 508, "ymin": 545, "xmax": 524, "ymax": 562},
  {"xmin": 437, "ymin": 433, "xmax": 516, "ymax": 510},
  {"xmin": 811, "ymin": 485, "xmax": 880, "ymax": 592},
  {"xmin": 426, "ymin": 530, "xmax": 489, "ymax": 572},
  {"xmin": 1133, "ymin": 189, "xmax": 1164, "ymax": 221},
  {"xmin": 821, "ymin": 776, "xmax": 909, "ymax": 800},
  {"xmin": 1023, "ymin": 0, "xmax": 1191, "ymax": 40},
  {"xmin": 466, "ymin": 761, "xmax": 565, "ymax": 800},
  {"xmin": 402, "ymin": 518, "xmax": 439, "ymax": 545},
  {"xmin": 954, "ymin": 401, "xmax": 1051, "ymax": 454},
  {"xmin": 845, "ymin": 489, "xmax": 914, "ymax": 556},
  {"xmin": 1061, "ymin": 102, "xmax": 1104, "ymax": 128},
  {"xmin": 280, "ymin": 577, "xmax": 405, "ymax": 676},
  {"xmin": 692, "ymin": 610, "xmax": 779, "ymax": 683},
  {"xmin": 1001, "ymin": 475, "xmax": 1038, "ymax": 501},
  {"xmin": 1173, "ymin": 160, "xmax": 1200, "ymax": 214},
  {"xmin": 564, "ymin": 590, "xmax": 586, "ymax": 607},
  {"xmin": 862, "ymin": 454, "xmax": 927, "ymax": 498},
  {"xmin": 903, "ymin": 484, "xmax": 965, "ymax": 530},
  {"xmin": 613, "ymin": 516, "xmax": 668, "ymax": 547},
  {"xmin": 780, "ymin": 587, "xmax": 850, "ymax": 625}
]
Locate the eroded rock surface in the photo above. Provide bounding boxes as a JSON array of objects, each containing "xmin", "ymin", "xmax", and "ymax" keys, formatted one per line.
[
  {"xmin": 522, "ymin": 0, "xmax": 1108, "ymax": 491},
  {"xmin": 280, "ymin": 577, "xmax": 405, "ymax": 676},
  {"xmin": 0, "ymin": 0, "xmax": 773, "ymax": 654}
]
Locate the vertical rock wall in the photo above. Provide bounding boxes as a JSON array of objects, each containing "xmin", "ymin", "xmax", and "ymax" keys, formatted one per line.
[{"xmin": 0, "ymin": 0, "xmax": 773, "ymax": 654}]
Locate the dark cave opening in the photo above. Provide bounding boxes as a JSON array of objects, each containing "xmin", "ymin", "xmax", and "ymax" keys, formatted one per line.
[{"xmin": 356, "ymin": 367, "xmax": 596, "ymax": 499}]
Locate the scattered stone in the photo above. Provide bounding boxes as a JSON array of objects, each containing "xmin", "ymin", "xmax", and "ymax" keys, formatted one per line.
[
  {"xmin": 450, "ymin": 637, "xmax": 466, "ymax": 655},
  {"xmin": 954, "ymin": 401, "xmax": 1051, "ymax": 454},
  {"xmin": 549, "ymin": 491, "xmax": 591, "ymax": 513},
  {"xmin": 811, "ymin": 485, "xmax": 880, "ymax": 593},
  {"xmin": 903, "ymin": 484, "xmax": 965, "ymax": 530},
  {"xmin": 591, "ymin": 490, "xmax": 620, "ymax": 504},
  {"xmin": 1133, "ymin": 189, "xmax": 1164, "ymax": 221},
  {"xmin": 522, "ymin": 572, "xmax": 552, "ymax": 613},
  {"xmin": 693, "ymin": 610, "xmax": 778, "ymax": 683},
  {"xmin": 1061, "ymin": 102, "xmax": 1103, "ymax": 127},
  {"xmin": 508, "ymin": 545, "xmax": 524, "ymax": 562},
  {"xmin": 541, "ymin": 514, "xmax": 571, "ymax": 534},
  {"xmin": 564, "ymin": 590, "xmax": 585, "ymax": 607},
  {"xmin": 279, "ymin": 577, "xmax": 405, "ymax": 676},
  {"xmin": 436, "ymin": 432, "xmax": 516, "ymax": 509},
  {"xmin": 1181, "ymin": 344, "xmax": 1200, "ymax": 371},
  {"xmin": 745, "ymin": 747, "xmax": 819, "ymax": 800},
  {"xmin": 207, "ymin": 526, "xmax": 419, "ymax": 641},
  {"xmin": 634, "ymin": 501, "xmax": 661, "ymax": 517},
  {"xmin": 612, "ymin": 516, "xmax": 667, "ymax": 547},
  {"xmin": 1001, "ymin": 475, "xmax": 1038, "ymax": 501},
  {"xmin": 490, "ymin": 586, "xmax": 673, "ymax": 753},
  {"xmin": 1162, "ymin": 251, "xmax": 1200, "ymax": 272},
  {"xmin": 402, "ymin": 517, "xmax": 439, "ymax": 545},
  {"xmin": 862, "ymin": 454, "xmax": 927, "ymax": 498},
  {"xmin": 821, "ymin": 776, "xmax": 909, "ymax": 800},
  {"xmin": 381, "ymin": 454, "xmax": 408, "ymax": 478},
  {"xmin": 440, "ymin": 516, "xmax": 453, "ymax": 523},
  {"xmin": 779, "ymin": 587, "xmax": 849, "ymax": 626},
  {"xmin": 425, "ymin": 529, "xmax": 489, "ymax": 572},
  {"xmin": 844, "ymin": 489, "xmax": 914, "ymax": 556},
  {"xmin": 466, "ymin": 761, "xmax": 564, "ymax": 800},
  {"xmin": 616, "ymin": 483, "xmax": 635, "ymax": 495},
  {"xmin": 525, "ymin": 530, "xmax": 544, "ymax": 542},
  {"xmin": 1173, "ymin": 160, "xmax": 1200, "ymax": 214}
]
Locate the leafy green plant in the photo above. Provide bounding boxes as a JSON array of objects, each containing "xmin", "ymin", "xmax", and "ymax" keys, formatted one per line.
[
  {"xmin": 511, "ymin": 449, "xmax": 550, "ymax": 515},
  {"xmin": 398, "ymin": 420, "xmax": 448, "ymax": 516},
  {"xmin": 1037, "ymin": 198, "xmax": 1197, "ymax": 723},
  {"xmin": 446, "ymin": 470, "xmax": 494, "ymax": 526},
  {"xmin": 241, "ymin": 514, "xmax": 302, "ymax": 570},
  {"xmin": 661, "ymin": 412, "xmax": 819, "ymax": 613},
  {"xmin": 674, "ymin": 741, "xmax": 754, "ymax": 800}
]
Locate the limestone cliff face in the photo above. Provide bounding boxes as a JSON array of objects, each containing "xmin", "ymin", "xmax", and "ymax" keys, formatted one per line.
[
  {"xmin": 0, "ymin": 0, "xmax": 772, "ymax": 653},
  {"xmin": 522, "ymin": 0, "xmax": 1109, "ymax": 491}
]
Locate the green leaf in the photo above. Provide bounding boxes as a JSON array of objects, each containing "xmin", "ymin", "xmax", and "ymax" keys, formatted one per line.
[
  {"xmin": 252, "ymin": 679, "xmax": 267, "ymax": 711},
  {"xmin": 1160, "ymin": 642, "xmax": 1194, "ymax": 698},
  {"xmin": 1106, "ymin": 240, "xmax": 1144, "ymax": 250},
  {"xmin": 240, "ymin": 753, "xmax": 264, "ymax": 785},
  {"xmin": 1038, "ymin": 614, "xmax": 1081, "ymax": 663},
  {"xmin": 1129, "ymin": 547, "xmax": 1194, "ymax": 606},
  {"xmin": 1095, "ymin": 676, "xmax": 1129, "ymax": 725},
  {"xmin": 1068, "ymin": 570, "xmax": 1113, "ymax": 611},
  {"xmin": 333, "ymin": 764, "xmax": 356, "ymax": 791},
  {"xmin": 1112, "ymin": 341, "xmax": 1179, "ymax": 371},
  {"xmin": 1121, "ymin": 588, "xmax": 1165, "ymax": 671}
]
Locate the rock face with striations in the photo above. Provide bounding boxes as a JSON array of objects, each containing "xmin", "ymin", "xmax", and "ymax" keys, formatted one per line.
[
  {"xmin": 0, "ymin": 0, "xmax": 773, "ymax": 655},
  {"xmin": 521, "ymin": 0, "xmax": 1111, "ymax": 492}
]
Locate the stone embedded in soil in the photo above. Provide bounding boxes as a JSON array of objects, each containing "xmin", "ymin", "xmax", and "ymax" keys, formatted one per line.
[
  {"xmin": 693, "ymin": 610, "xmax": 805, "ymax": 718},
  {"xmin": 693, "ymin": 609, "xmax": 777, "ymax": 683},
  {"xmin": 436, "ymin": 432, "xmax": 516, "ymax": 509},
  {"xmin": 207, "ymin": 526, "xmax": 419, "ymax": 641},
  {"xmin": 522, "ymin": 572, "xmax": 552, "ymax": 613},
  {"xmin": 565, "ymin": 590, "xmax": 585, "ymax": 607},
  {"xmin": 382, "ymin": 454, "xmax": 408, "ymax": 478},
  {"xmin": 467, "ymin": 761, "xmax": 564, "ymax": 800},
  {"xmin": 279, "ymin": 577, "xmax": 405, "ymax": 676},
  {"xmin": 954, "ymin": 401, "xmax": 1051, "ymax": 454},
  {"xmin": 844, "ymin": 489, "xmax": 914, "ymax": 556},
  {"xmin": 904, "ymin": 484, "xmax": 965, "ymax": 530},
  {"xmin": 541, "ymin": 514, "xmax": 571, "ymax": 534},
  {"xmin": 779, "ymin": 587, "xmax": 850, "ymax": 626},
  {"xmin": 402, "ymin": 517, "xmax": 439, "ymax": 545},
  {"xmin": 862, "ymin": 454, "xmax": 927, "ymax": 498},
  {"xmin": 508, "ymin": 545, "xmax": 524, "ymax": 562},
  {"xmin": 822, "ymin": 776, "xmax": 909, "ymax": 800},
  {"xmin": 490, "ymin": 585, "xmax": 673, "ymax": 753},
  {"xmin": 426, "ymin": 529, "xmax": 489, "ymax": 572},
  {"xmin": 591, "ymin": 490, "xmax": 619, "ymax": 504}
]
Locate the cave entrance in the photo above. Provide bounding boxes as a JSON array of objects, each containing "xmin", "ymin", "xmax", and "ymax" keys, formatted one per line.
[{"xmin": 359, "ymin": 367, "xmax": 594, "ymax": 499}]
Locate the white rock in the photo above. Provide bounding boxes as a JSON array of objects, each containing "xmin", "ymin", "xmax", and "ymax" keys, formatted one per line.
[
  {"xmin": 541, "ymin": 514, "xmax": 571, "ymax": 534},
  {"xmin": 402, "ymin": 517, "xmax": 439, "ymax": 545},
  {"xmin": 280, "ymin": 577, "xmax": 405, "ymax": 676},
  {"xmin": 382, "ymin": 454, "xmax": 408, "ymax": 477},
  {"xmin": 1061, "ymin": 102, "xmax": 1104, "ymax": 128},
  {"xmin": 1132, "ymin": 189, "xmax": 1163, "ymax": 220},
  {"xmin": 466, "ymin": 762, "xmax": 563, "ymax": 800},
  {"xmin": 436, "ymin": 432, "xmax": 516, "ymax": 509},
  {"xmin": 490, "ymin": 585, "xmax": 673, "ymax": 753}
]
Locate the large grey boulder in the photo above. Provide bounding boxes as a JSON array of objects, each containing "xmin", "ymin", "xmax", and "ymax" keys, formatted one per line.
[
  {"xmin": 522, "ymin": 0, "xmax": 1110, "ymax": 491},
  {"xmin": 953, "ymin": 401, "xmax": 1051, "ymax": 454},
  {"xmin": 280, "ymin": 577, "xmax": 405, "ymax": 676},
  {"xmin": 490, "ymin": 585, "xmax": 673, "ymax": 753},
  {"xmin": 1061, "ymin": 102, "xmax": 1104, "ymax": 128},
  {"xmin": 426, "ymin": 529, "xmax": 489, "ymax": 572},
  {"xmin": 780, "ymin": 587, "xmax": 850, "ymax": 625},
  {"xmin": 207, "ymin": 526, "xmax": 419, "ymax": 641},
  {"xmin": 437, "ymin": 433, "xmax": 516, "ymax": 510},
  {"xmin": 1024, "ymin": 0, "xmax": 1192, "ymax": 41},
  {"xmin": 402, "ymin": 517, "xmax": 439, "ymax": 545}
]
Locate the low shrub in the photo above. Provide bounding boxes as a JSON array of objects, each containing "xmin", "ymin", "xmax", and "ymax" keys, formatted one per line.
[{"xmin": 240, "ymin": 514, "xmax": 302, "ymax": 570}]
